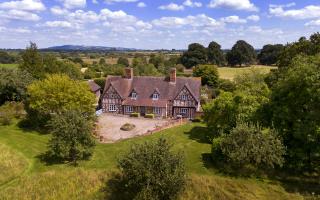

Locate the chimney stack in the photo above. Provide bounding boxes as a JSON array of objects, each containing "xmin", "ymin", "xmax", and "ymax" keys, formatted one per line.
[
  {"xmin": 125, "ymin": 67, "xmax": 133, "ymax": 79},
  {"xmin": 170, "ymin": 68, "xmax": 176, "ymax": 83}
]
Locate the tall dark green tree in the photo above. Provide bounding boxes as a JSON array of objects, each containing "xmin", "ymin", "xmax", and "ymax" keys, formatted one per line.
[
  {"xmin": 258, "ymin": 44, "xmax": 284, "ymax": 65},
  {"xmin": 269, "ymin": 55, "xmax": 320, "ymax": 171},
  {"xmin": 207, "ymin": 41, "xmax": 225, "ymax": 66},
  {"xmin": 181, "ymin": 43, "xmax": 207, "ymax": 68},
  {"xmin": 226, "ymin": 40, "xmax": 256, "ymax": 67},
  {"xmin": 19, "ymin": 42, "xmax": 44, "ymax": 79},
  {"xmin": 117, "ymin": 57, "xmax": 129, "ymax": 67},
  {"xmin": 0, "ymin": 51, "xmax": 16, "ymax": 64},
  {"xmin": 193, "ymin": 65, "xmax": 219, "ymax": 87}
]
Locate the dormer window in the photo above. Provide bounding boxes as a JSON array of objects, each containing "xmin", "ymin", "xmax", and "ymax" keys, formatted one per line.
[
  {"xmin": 181, "ymin": 95, "xmax": 187, "ymax": 100},
  {"xmin": 131, "ymin": 92, "xmax": 137, "ymax": 99},
  {"xmin": 152, "ymin": 93, "xmax": 159, "ymax": 100}
]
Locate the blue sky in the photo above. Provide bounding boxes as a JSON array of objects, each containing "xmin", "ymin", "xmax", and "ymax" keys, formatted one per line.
[{"xmin": 0, "ymin": 0, "xmax": 319, "ymax": 49}]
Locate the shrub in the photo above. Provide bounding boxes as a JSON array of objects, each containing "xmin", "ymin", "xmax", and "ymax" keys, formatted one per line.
[
  {"xmin": 130, "ymin": 112, "xmax": 140, "ymax": 117},
  {"xmin": 0, "ymin": 102, "xmax": 25, "ymax": 125},
  {"xmin": 212, "ymin": 123, "xmax": 285, "ymax": 171},
  {"xmin": 118, "ymin": 138, "xmax": 186, "ymax": 200},
  {"xmin": 120, "ymin": 123, "xmax": 136, "ymax": 131},
  {"xmin": 145, "ymin": 113, "xmax": 154, "ymax": 119}
]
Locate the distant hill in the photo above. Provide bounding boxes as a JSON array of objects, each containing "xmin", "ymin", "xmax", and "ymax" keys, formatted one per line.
[{"xmin": 44, "ymin": 45, "xmax": 137, "ymax": 51}]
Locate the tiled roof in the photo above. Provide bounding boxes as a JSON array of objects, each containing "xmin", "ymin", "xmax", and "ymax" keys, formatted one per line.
[
  {"xmin": 103, "ymin": 75, "xmax": 201, "ymax": 104},
  {"xmin": 88, "ymin": 80, "xmax": 101, "ymax": 92}
]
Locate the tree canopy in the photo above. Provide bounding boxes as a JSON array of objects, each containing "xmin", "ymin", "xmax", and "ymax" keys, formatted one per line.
[
  {"xmin": 181, "ymin": 43, "xmax": 207, "ymax": 68},
  {"xmin": 193, "ymin": 64, "xmax": 219, "ymax": 87},
  {"xmin": 226, "ymin": 40, "xmax": 256, "ymax": 67},
  {"xmin": 258, "ymin": 44, "xmax": 284, "ymax": 65},
  {"xmin": 207, "ymin": 41, "xmax": 225, "ymax": 66}
]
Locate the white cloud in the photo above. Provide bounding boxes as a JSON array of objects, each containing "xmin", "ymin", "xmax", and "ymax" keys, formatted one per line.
[
  {"xmin": 62, "ymin": 0, "xmax": 86, "ymax": 9},
  {"xmin": 183, "ymin": 0, "xmax": 202, "ymax": 8},
  {"xmin": 158, "ymin": 3, "xmax": 184, "ymax": 11},
  {"xmin": 269, "ymin": 5, "xmax": 320, "ymax": 20},
  {"xmin": 208, "ymin": 0, "xmax": 258, "ymax": 12},
  {"xmin": 221, "ymin": 15, "xmax": 247, "ymax": 24},
  {"xmin": 50, "ymin": 6, "xmax": 69, "ymax": 15},
  {"xmin": 0, "ymin": 9, "xmax": 40, "ymax": 21},
  {"xmin": 43, "ymin": 21, "xmax": 72, "ymax": 28},
  {"xmin": 152, "ymin": 14, "xmax": 223, "ymax": 28},
  {"xmin": 92, "ymin": 0, "xmax": 98, "ymax": 4},
  {"xmin": 68, "ymin": 10, "xmax": 100, "ymax": 23},
  {"xmin": 0, "ymin": 0, "xmax": 45, "ymax": 11},
  {"xmin": 247, "ymin": 15, "xmax": 260, "ymax": 22},
  {"xmin": 137, "ymin": 2, "xmax": 146, "ymax": 8},
  {"xmin": 269, "ymin": 2, "xmax": 296, "ymax": 9},
  {"xmin": 305, "ymin": 19, "xmax": 320, "ymax": 26}
]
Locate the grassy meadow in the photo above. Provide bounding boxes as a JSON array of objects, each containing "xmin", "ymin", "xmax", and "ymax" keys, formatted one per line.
[
  {"xmin": 0, "ymin": 121, "xmax": 310, "ymax": 200},
  {"xmin": 217, "ymin": 65, "xmax": 277, "ymax": 80},
  {"xmin": 0, "ymin": 63, "xmax": 18, "ymax": 69}
]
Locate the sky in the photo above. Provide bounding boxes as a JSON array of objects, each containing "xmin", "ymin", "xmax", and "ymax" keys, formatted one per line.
[{"xmin": 0, "ymin": 0, "xmax": 319, "ymax": 49}]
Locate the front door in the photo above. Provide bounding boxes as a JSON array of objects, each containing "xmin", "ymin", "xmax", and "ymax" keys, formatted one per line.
[{"xmin": 140, "ymin": 106, "xmax": 146, "ymax": 116}]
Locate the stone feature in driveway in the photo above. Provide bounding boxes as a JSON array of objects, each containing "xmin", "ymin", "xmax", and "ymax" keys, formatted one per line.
[{"xmin": 97, "ymin": 114, "xmax": 170, "ymax": 142}]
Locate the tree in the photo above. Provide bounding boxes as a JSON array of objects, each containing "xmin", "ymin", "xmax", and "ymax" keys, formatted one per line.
[
  {"xmin": 47, "ymin": 110, "xmax": 95, "ymax": 165},
  {"xmin": 212, "ymin": 123, "xmax": 285, "ymax": 170},
  {"xmin": 193, "ymin": 65, "xmax": 219, "ymax": 87},
  {"xmin": 149, "ymin": 54, "xmax": 165, "ymax": 69},
  {"xmin": 226, "ymin": 40, "xmax": 256, "ymax": 67},
  {"xmin": 207, "ymin": 41, "xmax": 225, "ymax": 66},
  {"xmin": 0, "ymin": 51, "xmax": 16, "ymax": 64},
  {"xmin": 118, "ymin": 138, "xmax": 186, "ymax": 200},
  {"xmin": 19, "ymin": 42, "xmax": 44, "ymax": 79},
  {"xmin": 258, "ymin": 44, "xmax": 284, "ymax": 65},
  {"xmin": 269, "ymin": 55, "xmax": 320, "ymax": 171},
  {"xmin": 0, "ymin": 68, "xmax": 33, "ymax": 105},
  {"xmin": 99, "ymin": 58, "xmax": 106, "ymax": 65},
  {"xmin": 117, "ymin": 57, "xmax": 129, "ymax": 67},
  {"xmin": 26, "ymin": 74, "xmax": 96, "ymax": 126},
  {"xmin": 181, "ymin": 43, "xmax": 207, "ymax": 68}
]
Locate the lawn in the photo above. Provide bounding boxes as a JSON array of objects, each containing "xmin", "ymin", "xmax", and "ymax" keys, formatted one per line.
[
  {"xmin": 0, "ymin": 122, "xmax": 306, "ymax": 199},
  {"xmin": 218, "ymin": 65, "xmax": 277, "ymax": 80},
  {"xmin": 0, "ymin": 63, "xmax": 19, "ymax": 69}
]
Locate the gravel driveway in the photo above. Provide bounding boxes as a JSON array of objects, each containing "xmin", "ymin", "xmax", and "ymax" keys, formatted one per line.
[{"xmin": 97, "ymin": 114, "xmax": 170, "ymax": 142}]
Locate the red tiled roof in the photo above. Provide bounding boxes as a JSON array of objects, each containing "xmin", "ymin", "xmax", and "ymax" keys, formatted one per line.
[
  {"xmin": 88, "ymin": 80, "xmax": 101, "ymax": 92},
  {"xmin": 103, "ymin": 75, "xmax": 201, "ymax": 105}
]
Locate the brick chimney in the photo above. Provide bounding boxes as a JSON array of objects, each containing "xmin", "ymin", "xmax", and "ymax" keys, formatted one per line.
[
  {"xmin": 170, "ymin": 68, "xmax": 176, "ymax": 83},
  {"xmin": 125, "ymin": 67, "xmax": 133, "ymax": 79}
]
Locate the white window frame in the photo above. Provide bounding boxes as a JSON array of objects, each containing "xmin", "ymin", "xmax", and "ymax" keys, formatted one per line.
[
  {"xmin": 109, "ymin": 104, "xmax": 116, "ymax": 112},
  {"xmin": 181, "ymin": 108, "xmax": 188, "ymax": 114},
  {"xmin": 125, "ymin": 106, "xmax": 133, "ymax": 113},
  {"xmin": 152, "ymin": 93, "xmax": 159, "ymax": 100},
  {"xmin": 131, "ymin": 92, "xmax": 137, "ymax": 100},
  {"xmin": 153, "ymin": 107, "xmax": 161, "ymax": 114},
  {"xmin": 181, "ymin": 95, "xmax": 188, "ymax": 100}
]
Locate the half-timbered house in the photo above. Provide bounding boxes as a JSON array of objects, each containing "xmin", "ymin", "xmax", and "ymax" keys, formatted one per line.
[{"xmin": 101, "ymin": 68, "xmax": 201, "ymax": 119}]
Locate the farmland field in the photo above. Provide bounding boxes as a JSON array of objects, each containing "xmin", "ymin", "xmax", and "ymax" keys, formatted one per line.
[
  {"xmin": 0, "ymin": 63, "xmax": 18, "ymax": 69},
  {"xmin": 0, "ymin": 121, "xmax": 310, "ymax": 200},
  {"xmin": 217, "ymin": 65, "xmax": 277, "ymax": 80}
]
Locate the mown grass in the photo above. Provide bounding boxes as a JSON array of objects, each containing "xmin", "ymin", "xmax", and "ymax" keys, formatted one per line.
[
  {"xmin": 0, "ymin": 122, "xmax": 306, "ymax": 200},
  {"xmin": 0, "ymin": 144, "xmax": 28, "ymax": 186},
  {"xmin": 218, "ymin": 65, "xmax": 277, "ymax": 80},
  {"xmin": 0, "ymin": 64, "xmax": 18, "ymax": 69}
]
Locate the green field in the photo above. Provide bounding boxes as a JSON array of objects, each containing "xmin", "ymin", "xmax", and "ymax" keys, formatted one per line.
[
  {"xmin": 0, "ymin": 63, "xmax": 19, "ymax": 69},
  {"xmin": 0, "ymin": 121, "xmax": 309, "ymax": 199},
  {"xmin": 218, "ymin": 65, "xmax": 277, "ymax": 80}
]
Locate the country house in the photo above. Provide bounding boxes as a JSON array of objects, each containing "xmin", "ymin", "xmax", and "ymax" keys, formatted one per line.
[{"xmin": 101, "ymin": 68, "xmax": 201, "ymax": 119}]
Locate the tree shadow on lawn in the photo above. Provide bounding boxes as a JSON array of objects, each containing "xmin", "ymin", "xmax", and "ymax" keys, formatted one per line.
[
  {"xmin": 102, "ymin": 172, "xmax": 133, "ymax": 200},
  {"xmin": 183, "ymin": 125, "xmax": 212, "ymax": 144}
]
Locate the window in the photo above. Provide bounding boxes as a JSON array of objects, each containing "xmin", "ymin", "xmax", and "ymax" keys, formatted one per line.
[
  {"xmin": 181, "ymin": 108, "xmax": 188, "ymax": 114},
  {"xmin": 109, "ymin": 104, "xmax": 116, "ymax": 111},
  {"xmin": 131, "ymin": 92, "xmax": 137, "ymax": 99},
  {"xmin": 125, "ymin": 106, "xmax": 133, "ymax": 113},
  {"xmin": 153, "ymin": 107, "xmax": 161, "ymax": 114},
  {"xmin": 152, "ymin": 93, "xmax": 159, "ymax": 100},
  {"xmin": 181, "ymin": 95, "xmax": 187, "ymax": 100}
]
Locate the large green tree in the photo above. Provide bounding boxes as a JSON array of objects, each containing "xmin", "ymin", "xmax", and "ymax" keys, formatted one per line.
[
  {"xmin": 269, "ymin": 55, "xmax": 320, "ymax": 171},
  {"xmin": 19, "ymin": 42, "xmax": 44, "ymax": 79},
  {"xmin": 26, "ymin": 74, "xmax": 96, "ymax": 125},
  {"xmin": 193, "ymin": 64, "xmax": 219, "ymax": 87},
  {"xmin": 117, "ymin": 57, "xmax": 129, "ymax": 67},
  {"xmin": 47, "ymin": 110, "xmax": 96, "ymax": 165},
  {"xmin": 226, "ymin": 40, "xmax": 256, "ymax": 67},
  {"xmin": 118, "ymin": 138, "xmax": 186, "ymax": 200},
  {"xmin": 0, "ymin": 51, "xmax": 16, "ymax": 64},
  {"xmin": 258, "ymin": 44, "xmax": 284, "ymax": 65},
  {"xmin": 207, "ymin": 41, "xmax": 225, "ymax": 66},
  {"xmin": 0, "ymin": 68, "xmax": 33, "ymax": 105},
  {"xmin": 181, "ymin": 43, "xmax": 207, "ymax": 68}
]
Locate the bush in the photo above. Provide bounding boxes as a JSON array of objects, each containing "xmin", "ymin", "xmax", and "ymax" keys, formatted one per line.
[
  {"xmin": 130, "ymin": 112, "xmax": 140, "ymax": 117},
  {"xmin": 0, "ymin": 102, "xmax": 25, "ymax": 125},
  {"xmin": 212, "ymin": 123, "xmax": 285, "ymax": 171},
  {"xmin": 145, "ymin": 113, "xmax": 154, "ymax": 119},
  {"xmin": 120, "ymin": 123, "xmax": 136, "ymax": 131},
  {"xmin": 118, "ymin": 138, "xmax": 186, "ymax": 200}
]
